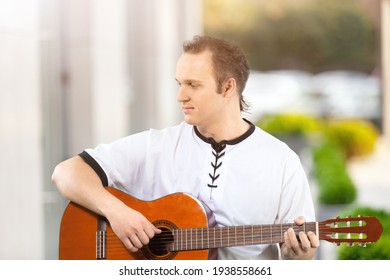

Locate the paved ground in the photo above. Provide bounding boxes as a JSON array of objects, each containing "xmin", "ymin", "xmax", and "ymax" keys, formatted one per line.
[{"xmin": 348, "ymin": 137, "xmax": 390, "ymax": 212}]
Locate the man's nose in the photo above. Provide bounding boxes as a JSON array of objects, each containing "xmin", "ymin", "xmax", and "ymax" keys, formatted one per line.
[{"xmin": 177, "ymin": 86, "xmax": 188, "ymax": 102}]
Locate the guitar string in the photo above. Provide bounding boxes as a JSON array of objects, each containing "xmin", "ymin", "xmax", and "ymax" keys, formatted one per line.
[
  {"xmin": 101, "ymin": 222, "xmax": 364, "ymax": 239},
  {"xmin": 101, "ymin": 225, "xmax": 362, "ymax": 252},
  {"xmin": 103, "ymin": 225, "xmax": 358, "ymax": 243},
  {"xmin": 102, "ymin": 225, "xmax": 361, "ymax": 236},
  {"xmin": 102, "ymin": 233, "xmax": 366, "ymax": 252},
  {"xmin": 98, "ymin": 221, "xmax": 373, "ymax": 254}
]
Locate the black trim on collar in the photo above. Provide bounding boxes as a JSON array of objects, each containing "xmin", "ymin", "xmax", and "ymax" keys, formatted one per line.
[
  {"xmin": 194, "ymin": 119, "xmax": 255, "ymax": 151},
  {"xmin": 79, "ymin": 151, "xmax": 109, "ymax": 186}
]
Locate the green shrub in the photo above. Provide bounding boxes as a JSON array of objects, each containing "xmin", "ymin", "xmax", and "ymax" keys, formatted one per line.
[
  {"xmin": 312, "ymin": 141, "xmax": 357, "ymax": 204},
  {"xmin": 256, "ymin": 114, "xmax": 377, "ymax": 206},
  {"xmin": 324, "ymin": 119, "xmax": 378, "ymax": 159},
  {"xmin": 256, "ymin": 113, "xmax": 322, "ymax": 137},
  {"xmin": 337, "ymin": 206, "xmax": 390, "ymax": 260}
]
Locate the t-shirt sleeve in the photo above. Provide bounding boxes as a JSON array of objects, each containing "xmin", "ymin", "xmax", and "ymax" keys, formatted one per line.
[
  {"xmin": 79, "ymin": 150, "xmax": 108, "ymax": 186},
  {"xmin": 80, "ymin": 131, "xmax": 150, "ymax": 190},
  {"xmin": 277, "ymin": 152, "xmax": 316, "ymax": 223}
]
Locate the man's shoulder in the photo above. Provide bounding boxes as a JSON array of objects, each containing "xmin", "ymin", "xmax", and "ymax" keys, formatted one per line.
[
  {"xmin": 146, "ymin": 121, "xmax": 194, "ymax": 143},
  {"xmin": 251, "ymin": 126, "xmax": 300, "ymax": 159},
  {"xmin": 149, "ymin": 121, "xmax": 192, "ymax": 135}
]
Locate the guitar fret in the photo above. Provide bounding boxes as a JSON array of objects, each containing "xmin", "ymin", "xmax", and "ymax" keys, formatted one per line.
[
  {"xmin": 187, "ymin": 228, "xmax": 190, "ymax": 250},
  {"xmin": 227, "ymin": 227, "xmax": 229, "ymax": 247},
  {"xmin": 280, "ymin": 225, "xmax": 283, "ymax": 240},
  {"xmin": 207, "ymin": 227, "xmax": 210, "ymax": 249},
  {"xmin": 195, "ymin": 228, "xmax": 197, "ymax": 250},
  {"xmin": 243, "ymin": 226, "xmax": 246, "ymax": 246},
  {"xmin": 233, "ymin": 227, "xmax": 237, "ymax": 246},
  {"xmin": 181, "ymin": 228, "xmax": 183, "ymax": 250},
  {"xmin": 187, "ymin": 229, "xmax": 190, "ymax": 249},
  {"xmin": 220, "ymin": 227, "xmax": 222, "ymax": 247},
  {"xmin": 179, "ymin": 229, "xmax": 182, "ymax": 251},
  {"xmin": 180, "ymin": 229, "xmax": 183, "ymax": 251},
  {"xmin": 261, "ymin": 224, "xmax": 263, "ymax": 244},
  {"xmin": 251, "ymin": 225, "xmax": 254, "ymax": 245},
  {"xmin": 212, "ymin": 227, "xmax": 214, "ymax": 248},
  {"xmin": 172, "ymin": 229, "xmax": 175, "ymax": 251},
  {"xmin": 201, "ymin": 228, "xmax": 204, "ymax": 248},
  {"xmin": 215, "ymin": 228, "xmax": 217, "ymax": 247}
]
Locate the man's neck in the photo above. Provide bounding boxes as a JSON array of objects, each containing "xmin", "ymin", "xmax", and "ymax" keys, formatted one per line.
[{"xmin": 196, "ymin": 118, "xmax": 251, "ymax": 143}]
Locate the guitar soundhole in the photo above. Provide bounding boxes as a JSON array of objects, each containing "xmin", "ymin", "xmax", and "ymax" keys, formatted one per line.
[
  {"xmin": 148, "ymin": 228, "xmax": 173, "ymax": 255},
  {"xmin": 141, "ymin": 220, "xmax": 177, "ymax": 260}
]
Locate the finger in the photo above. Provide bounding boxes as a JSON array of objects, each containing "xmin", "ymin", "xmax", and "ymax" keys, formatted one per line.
[
  {"xmin": 298, "ymin": 231, "xmax": 311, "ymax": 252},
  {"xmin": 294, "ymin": 216, "xmax": 305, "ymax": 225},
  {"xmin": 307, "ymin": 231, "xmax": 320, "ymax": 248},
  {"xmin": 137, "ymin": 230, "xmax": 151, "ymax": 245},
  {"xmin": 144, "ymin": 224, "xmax": 161, "ymax": 238},
  {"xmin": 283, "ymin": 230, "xmax": 296, "ymax": 258},
  {"xmin": 122, "ymin": 237, "xmax": 139, "ymax": 252},
  {"xmin": 287, "ymin": 228, "xmax": 302, "ymax": 253},
  {"xmin": 129, "ymin": 235, "xmax": 144, "ymax": 249},
  {"xmin": 154, "ymin": 226, "xmax": 162, "ymax": 234},
  {"xmin": 283, "ymin": 230, "xmax": 292, "ymax": 248}
]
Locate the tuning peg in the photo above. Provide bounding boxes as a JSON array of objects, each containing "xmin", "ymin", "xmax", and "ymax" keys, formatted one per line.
[
  {"xmin": 360, "ymin": 243, "xmax": 367, "ymax": 247},
  {"xmin": 347, "ymin": 243, "xmax": 354, "ymax": 247}
]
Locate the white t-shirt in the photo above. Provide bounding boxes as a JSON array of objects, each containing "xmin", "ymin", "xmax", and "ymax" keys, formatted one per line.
[{"xmin": 82, "ymin": 120, "xmax": 315, "ymax": 260}]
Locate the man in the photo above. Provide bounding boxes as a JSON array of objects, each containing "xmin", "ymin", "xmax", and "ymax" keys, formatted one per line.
[{"xmin": 52, "ymin": 35, "xmax": 319, "ymax": 260}]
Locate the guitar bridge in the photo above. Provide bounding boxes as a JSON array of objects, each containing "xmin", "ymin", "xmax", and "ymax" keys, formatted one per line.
[
  {"xmin": 96, "ymin": 230, "xmax": 106, "ymax": 259},
  {"xmin": 96, "ymin": 215, "xmax": 107, "ymax": 259}
]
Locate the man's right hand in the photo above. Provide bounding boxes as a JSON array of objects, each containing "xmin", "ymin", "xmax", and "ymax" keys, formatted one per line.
[{"xmin": 106, "ymin": 204, "xmax": 161, "ymax": 252}]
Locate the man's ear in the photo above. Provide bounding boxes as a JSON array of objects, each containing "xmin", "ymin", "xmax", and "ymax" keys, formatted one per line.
[{"xmin": 223, "ymin": 78, "xmax": 237, "ymax": 97}]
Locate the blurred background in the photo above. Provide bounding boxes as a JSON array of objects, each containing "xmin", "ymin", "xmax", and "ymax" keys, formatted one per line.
[{"xmin": 0, "ymin": 0, "xmax": 389, "ymax": 260}]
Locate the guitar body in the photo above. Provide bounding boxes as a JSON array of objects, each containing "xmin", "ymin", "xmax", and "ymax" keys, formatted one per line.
[{"xmin": 59, "ymin": 188, "xmax": 209, "ymax": 260}]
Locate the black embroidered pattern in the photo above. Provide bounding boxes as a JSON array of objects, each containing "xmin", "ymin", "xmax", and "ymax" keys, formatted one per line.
[
  {"xmin": 207, "ymin": 141, "xmax": 226, "ymax": 189},
  {"xmin": 193, "ymin": 119, "xmax": 256, "ymax": 195}
]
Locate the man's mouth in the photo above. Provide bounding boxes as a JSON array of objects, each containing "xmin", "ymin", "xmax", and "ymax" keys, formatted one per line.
[{"xmin": 182, "ymin": 106, "xmax": 194, "ymax": 114}]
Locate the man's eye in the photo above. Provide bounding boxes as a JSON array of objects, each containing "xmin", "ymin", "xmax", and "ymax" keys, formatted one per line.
[{"xmin": 190, "ymin": 83, "xmax": 198, "ymax": 88}]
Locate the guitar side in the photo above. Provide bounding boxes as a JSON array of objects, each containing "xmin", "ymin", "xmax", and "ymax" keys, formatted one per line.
[{"xmin": 59, "ymin": 188, "xmax": 210, "ymax": 260}]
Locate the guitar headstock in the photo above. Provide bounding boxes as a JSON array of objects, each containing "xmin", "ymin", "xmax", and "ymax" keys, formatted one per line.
[{"xmin": 318, "ymin": 216, "xmax": 383, "ymax": 246}]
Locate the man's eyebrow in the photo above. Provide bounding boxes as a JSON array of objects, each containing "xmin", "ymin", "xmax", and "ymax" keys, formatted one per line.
[{"xmin": 175, "ymin": 78, "xmax": 202, "ymax": 84}]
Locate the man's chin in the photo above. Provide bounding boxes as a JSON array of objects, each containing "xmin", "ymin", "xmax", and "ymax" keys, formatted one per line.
[{"xmin": 183, "ymin": 117, "xmax": 197, "ymax": 126}]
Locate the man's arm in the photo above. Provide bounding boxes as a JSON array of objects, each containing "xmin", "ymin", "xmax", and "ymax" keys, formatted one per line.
[{"xmin": 52, "ymin": 155, "xmax": 160, "ymax": 252}]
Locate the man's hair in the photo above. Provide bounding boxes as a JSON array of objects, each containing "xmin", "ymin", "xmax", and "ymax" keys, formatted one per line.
[{"xmin": 182, "ymin": 35, "xmax": 251, "ymax": 112}]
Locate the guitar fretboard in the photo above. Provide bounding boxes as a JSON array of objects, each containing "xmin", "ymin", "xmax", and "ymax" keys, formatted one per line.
[{"xmin": 171, "ymin": 222, "xmax": 318, "ymax": 251}]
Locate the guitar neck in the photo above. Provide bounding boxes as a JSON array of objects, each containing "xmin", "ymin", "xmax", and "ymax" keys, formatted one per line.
[{"xmin": 171, "ymin": 222, "xmax": 318, "ymax": 251}]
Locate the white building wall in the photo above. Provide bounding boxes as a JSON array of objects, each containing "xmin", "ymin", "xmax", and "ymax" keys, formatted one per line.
[
  {"xmin": 0, "ymin": 0, "xmax": 202, "ymax": 259},
  {"xmin": 0, "ymin": 0, "xmax": 44, "ymax": 259},
  {"xmin": 382, "ymin": 0, "xmax": 390, "ymax": 144},
  {"xmin": 127, "ymin": 0, "xmax": 202, "ymax": 132}
]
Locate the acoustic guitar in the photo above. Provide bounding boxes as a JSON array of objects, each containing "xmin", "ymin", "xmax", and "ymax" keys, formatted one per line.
[{"xmin": 59, "ymin": 187, "xmax": 383, "ymax": 260}]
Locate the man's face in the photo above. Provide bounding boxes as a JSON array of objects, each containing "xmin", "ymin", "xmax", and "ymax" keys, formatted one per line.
[{"xmin": 175, "ymin": 50, "xmax": 225, "ymax": 128}]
